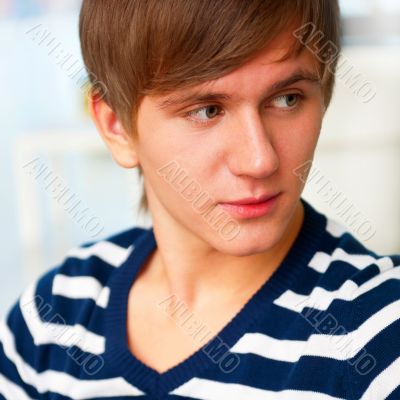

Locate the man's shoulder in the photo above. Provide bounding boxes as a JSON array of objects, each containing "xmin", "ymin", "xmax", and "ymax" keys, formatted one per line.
[
  {"xmin": 0, "ymin": 226, "xmax": 151, "ymax": 395},
  {"xmin": 286, "ymin": 208, "xmax": 400, "ymax": 325},
  {"xmin": 292, "ymin": 210, "xmax": 400, "ymax": 397},
  {"xmin": 310, "ymin": 212, "xmax": 400, "ymax": 299},
  {"xmin": 321, "ymin": 222, "xmax": 400, "ymax": 399},
  {"xmin": 276, "ymin": 210, "xmax": 400, "ymax": 329},
  {"xmin": 11, "ymin": 225, "xmax": 150, "ymax": 331},
  {"xmin": 58, "ymin": 225, "xmax": 148, "ymax": 275}
]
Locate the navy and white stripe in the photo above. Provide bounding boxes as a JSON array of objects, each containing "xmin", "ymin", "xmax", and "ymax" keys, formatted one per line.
[{"xmin": 1, "ymin": 199, "xmax": 400, "ymax": 399}]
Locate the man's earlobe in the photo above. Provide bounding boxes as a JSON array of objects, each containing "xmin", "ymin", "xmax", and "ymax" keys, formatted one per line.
[{"xmin": 88, "ymin": 92, "xmax": 140, "ymax": 169}]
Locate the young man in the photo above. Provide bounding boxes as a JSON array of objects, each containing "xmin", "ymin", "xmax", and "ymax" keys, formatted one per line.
[{"xmin": 1, "ymin": 1, "xmax": 400, "ymax": 399}]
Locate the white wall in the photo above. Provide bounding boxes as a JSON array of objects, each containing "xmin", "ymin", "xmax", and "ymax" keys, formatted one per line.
[{"xmin": 303, "ymin": 46, "xmax": 400, "ymax": 255}]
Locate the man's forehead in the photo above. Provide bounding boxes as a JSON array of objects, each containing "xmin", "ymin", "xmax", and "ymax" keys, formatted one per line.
[
  {"xmin": 250, "ymin": 27, "xmax": 303, "ymax": 64},
  {"xmin": 151, "ymin": 24, "xmax": 318, "ymax": 108},
  {"xmin": 172, "ymin": 45, "xmax": 316, "ymax": 93}
]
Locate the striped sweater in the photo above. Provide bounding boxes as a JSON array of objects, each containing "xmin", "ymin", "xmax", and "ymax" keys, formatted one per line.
[{"xmin": 1, "ymin": 198, "xmax": 400, "ymax": 400}]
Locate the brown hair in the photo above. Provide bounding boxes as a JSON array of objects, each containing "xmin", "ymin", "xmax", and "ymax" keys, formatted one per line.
[{"xmin": 79, "ymin": 0, "xmax": 341, "ymax": 215}]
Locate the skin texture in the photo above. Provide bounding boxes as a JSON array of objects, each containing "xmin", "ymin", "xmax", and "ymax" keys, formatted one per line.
[{"xmin": 90, "ymin": 28, "xmax": 326, "ymax": 372}]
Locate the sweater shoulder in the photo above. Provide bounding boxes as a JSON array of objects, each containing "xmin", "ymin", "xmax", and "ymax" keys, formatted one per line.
[
  {"xmin": 0, "ymin": 226, "xmax": 150, "ymax": 398},
  {"xmin": 308, "ymin": 212, "xmax": 400, "ymax": 295},
  {"xmin": 3, "ymin": 225, "xmax": 149, "ymax": 345},
  {"xmin": 8, "ymin": 225, "xmax": 150, "ymax": 337},
  {"xmin": 34, "ymin": 225, "xmax": 149, "ymax": 309},
  {"xmin": 56, "ymin": 225, "xmax": 148, "ymax": 278},
  {"xmin": 325, "ymin": 230, "xmax": 400, "ymax": 399},
  {"xmin": 279, "ymin": 210, "xmax": 400, "ymax": 331},
  {"xmin": 293, "ymin": 212, "xmax": 400, "ymax": 398}
]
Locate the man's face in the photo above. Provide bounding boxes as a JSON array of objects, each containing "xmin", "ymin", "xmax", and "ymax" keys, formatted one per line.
[{"xmin": 135, "ymin": 29, "xmax": 325, "ymax": 255}]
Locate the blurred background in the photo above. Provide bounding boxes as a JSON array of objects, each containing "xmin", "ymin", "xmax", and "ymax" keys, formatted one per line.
[{"xmin": 0, "ymin": 0, "xmax": 399, "ymax": 316}]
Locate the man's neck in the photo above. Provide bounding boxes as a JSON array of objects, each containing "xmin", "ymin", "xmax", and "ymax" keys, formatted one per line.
[{"xmin": 137, "ymin": 200, "xmax": 305, "ymax": 312}]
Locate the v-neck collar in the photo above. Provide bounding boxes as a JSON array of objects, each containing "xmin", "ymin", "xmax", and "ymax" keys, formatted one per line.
[{"xmin": 103, "ymin": 198, "xmax": 327, "ymax": 397}]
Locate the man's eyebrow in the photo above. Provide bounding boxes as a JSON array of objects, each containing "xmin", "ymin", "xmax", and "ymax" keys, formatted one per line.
[{"xmin": 155, "ymin": 69, "xmax": 321, "ymax": 111}]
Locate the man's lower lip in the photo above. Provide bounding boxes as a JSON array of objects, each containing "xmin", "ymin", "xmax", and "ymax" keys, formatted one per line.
[{"xmin": 218, "ymin": 193, "xmax": 281, "ymax": 219}]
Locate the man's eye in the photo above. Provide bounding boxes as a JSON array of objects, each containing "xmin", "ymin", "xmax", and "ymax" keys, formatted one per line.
[
  {"xmin": 271, "ymin": 94, "xmax": 301, "ymax": 109},
  {"xmin": 185, "ymin": 105, "xmax": 221, "ymax": 123}
]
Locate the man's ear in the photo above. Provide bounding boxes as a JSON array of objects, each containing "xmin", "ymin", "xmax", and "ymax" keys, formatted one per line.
[{"xmin": 88, "ymin": 93, "xmax": 139, "ymax": 169}]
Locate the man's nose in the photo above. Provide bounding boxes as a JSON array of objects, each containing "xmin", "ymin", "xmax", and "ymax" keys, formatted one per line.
[{"xmin": 225, "ymin": 110, "xmax": 279, "ymax": 179}]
